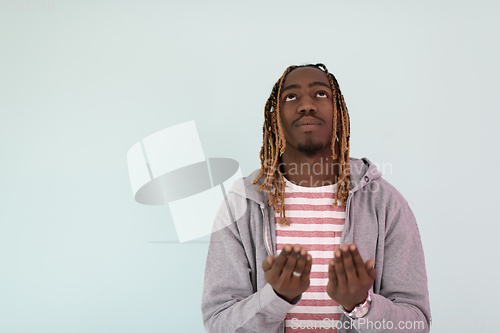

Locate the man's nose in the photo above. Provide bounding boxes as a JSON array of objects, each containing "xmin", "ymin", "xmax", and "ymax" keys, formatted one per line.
[{"xmin": 297, "ymin": 95, "xmax": 317, "ymax": 113}]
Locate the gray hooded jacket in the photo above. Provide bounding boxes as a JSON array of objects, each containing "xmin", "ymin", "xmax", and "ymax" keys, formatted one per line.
[{"xmin": 202, "ymin": 157, "xmax": 431, "ymax": 332}]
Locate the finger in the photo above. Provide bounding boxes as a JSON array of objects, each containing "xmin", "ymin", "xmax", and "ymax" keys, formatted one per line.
[
  {"xmin": 348, "ymin": 243, "xmax": 369, "ymax": 279},
  {"xmin": 273, "ymin": 244, "xmax": 293, "ymax": 271},
  {"xmin": 262, "ymin": 255, "xmax": 275, "ymax": 272},
  {"xmin": 365, "ymin": 259, "xmax": 377, "ymax": 280},
  {"xmin": 292, "ymin": 247, "xmax": 309, "ymax": 277},
  {"xmin": 340, "ymin": 243, "xmax": 357, "ymax": 282},
  {"xmin": 282, "ymin": 244, "xmax": 301, "ymax": 276},
  {"xmin": 333, "ymin": 248, "xmax": 347, "ymax": 287},
  {"xmin": 328, "ymin": 258, "xmax": 338, "ymax": 286},
  {"xmin": 267, "ymin": 245, "xmax": 292, "ymax": 282},
  {"xmin": 301, "ymin": 254, "xmax": 313, "ymax": 282}
]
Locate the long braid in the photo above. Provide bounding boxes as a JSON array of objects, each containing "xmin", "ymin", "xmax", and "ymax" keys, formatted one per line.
[
  {"xmin": 253, "ymin": 63, "xmax": 351, "ymax": 226},
  {"xmin": 316, "ymin": 63, "xmax": 351, "ymax": 206}
]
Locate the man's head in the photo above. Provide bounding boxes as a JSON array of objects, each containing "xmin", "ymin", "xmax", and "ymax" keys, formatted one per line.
[
  {"xmin": 278, "ymin": 66, "xmax": 337, "ymax": 157},
  {"xmin": 253, "ymin": 63, "xmax": 351, "ymax": 226}
]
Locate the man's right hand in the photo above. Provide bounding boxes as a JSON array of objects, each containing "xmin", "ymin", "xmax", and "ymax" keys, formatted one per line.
[{"xmin": 261, "ymin": 244, "xmax": 312, "ymax": 303}]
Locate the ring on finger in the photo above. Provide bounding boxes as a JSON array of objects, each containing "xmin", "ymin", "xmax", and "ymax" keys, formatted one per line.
[{"xmin": 292, "ymin": 271, "xmax": 302, "ymax": 277}]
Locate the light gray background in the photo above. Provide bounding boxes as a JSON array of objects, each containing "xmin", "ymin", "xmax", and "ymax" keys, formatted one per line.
[{"xmin": 1, "ymin": 0, "xmax": 499, "ymax": 332}]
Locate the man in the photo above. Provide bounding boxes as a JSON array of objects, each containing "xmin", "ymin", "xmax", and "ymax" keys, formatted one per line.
[{"xmin": 201, "ymin": 63, "xmax": 431, "ymax": 332}]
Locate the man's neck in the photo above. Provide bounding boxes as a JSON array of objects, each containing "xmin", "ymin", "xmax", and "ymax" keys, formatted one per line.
[{"xmin": 279, "ymin": 144, "xmax": 340, "ymax": 188}]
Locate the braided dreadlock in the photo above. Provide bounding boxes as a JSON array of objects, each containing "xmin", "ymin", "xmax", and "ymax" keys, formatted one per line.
[{"xmin": 253, "ymin": 63, "xmax": 351, "ymax": 227}]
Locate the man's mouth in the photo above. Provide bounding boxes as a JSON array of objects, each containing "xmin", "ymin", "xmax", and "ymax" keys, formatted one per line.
[{"xmin": 295, "ymin": 117, "xmax": 322, "ymax": 127}]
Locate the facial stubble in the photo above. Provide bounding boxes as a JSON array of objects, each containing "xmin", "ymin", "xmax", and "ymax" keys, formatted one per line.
[{"xmin": 296, "ymin": 135, "xmax": 324, "ymax": 156}]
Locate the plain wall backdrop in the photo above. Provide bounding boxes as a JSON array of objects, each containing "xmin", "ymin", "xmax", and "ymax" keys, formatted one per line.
[{"xmin": 1, "ymin": 0, "xmax": 499, "ymax": 332}]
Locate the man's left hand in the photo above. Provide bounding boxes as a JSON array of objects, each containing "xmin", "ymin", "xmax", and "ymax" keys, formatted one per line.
[{"xmin": 326, "ymin": 243, "xmax": 377, "ymax": 312}]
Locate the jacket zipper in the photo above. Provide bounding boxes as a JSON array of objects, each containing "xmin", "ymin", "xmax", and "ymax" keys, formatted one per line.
[
  {"xmin": 345, "ymin": 191, "xmax": 353, "ymax": 238},
  {"xmin": 260, "ymin": 204, "xmax": 272, "ymax": 257},
  {"xmin": 260, "ymin": 204, "xmax": 285, "ymax": 333}
]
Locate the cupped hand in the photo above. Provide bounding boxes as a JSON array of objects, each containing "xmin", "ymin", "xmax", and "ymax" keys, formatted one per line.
[
  {"xmin": 326, "ymin": 243, "xmax": 377, "ymax": 311},
  {"xmin": 262, "ymin": 244, "xmax": 312, "ymax": 303}
]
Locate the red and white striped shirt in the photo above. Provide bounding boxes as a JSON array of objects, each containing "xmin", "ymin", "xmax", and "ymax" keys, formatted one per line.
[{"xmin": 276, "ymin": 176, "xmax": 346, "ymax": 332}]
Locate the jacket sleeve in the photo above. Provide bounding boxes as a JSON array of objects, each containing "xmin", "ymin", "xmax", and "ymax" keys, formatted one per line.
[
  {"xmin": 345, "ymin": 203, "xmax": 432, "ymax": 333},
  {"xmin": 201, "ymin": 199, "xmax": 297, "ymax": 333}
]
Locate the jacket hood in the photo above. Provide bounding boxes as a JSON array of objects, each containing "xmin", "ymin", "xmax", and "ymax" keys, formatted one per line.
[{"xmin": 228, "ymin": 157, "xmax": 382, "ymax": 206}]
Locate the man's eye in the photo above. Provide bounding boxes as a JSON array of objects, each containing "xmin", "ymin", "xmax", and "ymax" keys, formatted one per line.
[
  {"xmin": 316, "ymin": 91, "xmax": 328, "ymax": 98},
  {"xmin": 285, "ymin": 95, "xmax": 296, "ymax": 102}
]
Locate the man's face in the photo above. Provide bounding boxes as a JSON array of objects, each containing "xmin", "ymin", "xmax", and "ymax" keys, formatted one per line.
[{"xmin": 278, "ymin": 66, "xmax": 335, "ymax": 157}]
